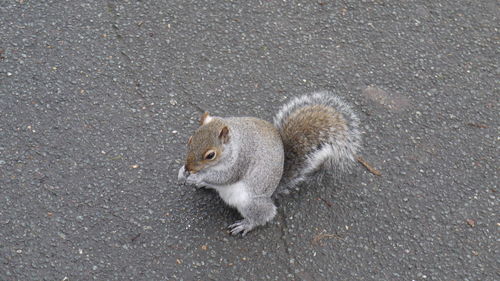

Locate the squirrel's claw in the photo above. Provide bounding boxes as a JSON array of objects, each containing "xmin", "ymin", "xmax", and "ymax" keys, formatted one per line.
[{"xmin": 228, "ymin": 219, "xmax": 253, "ymax": 236}]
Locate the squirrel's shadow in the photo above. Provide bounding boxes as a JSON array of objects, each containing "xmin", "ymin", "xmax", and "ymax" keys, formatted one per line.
[
  {"xmin": 275, "ymin": 169, "xmax": 360, "ymax": 204},
  {"xmin": 189, "ymin": 187, "xmax": 241, "ymax": 228},
  {"xmin": 187, "ymin": 168, "xmax": 364, "ymax": 235},
  {"xmin": 273, "ymin": 168, "xmax": 367, "ymax": 231}
]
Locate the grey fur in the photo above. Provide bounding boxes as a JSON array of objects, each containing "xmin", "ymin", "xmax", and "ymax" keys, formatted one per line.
[
  {"xmin": 273, "ymin": 91, "xmax": 361, "ymax": 193},
  {"xmin": 179, "ymin": 117, "xmax": 283, "ymax": 235},
  {"xmin": 179, "ymin": 92, "xmax": 361, "ymax": 235}
]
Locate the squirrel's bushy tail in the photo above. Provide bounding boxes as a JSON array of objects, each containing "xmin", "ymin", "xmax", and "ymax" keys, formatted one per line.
[{"xmin": 273, "ymin": 91, "xmax": 361, "ymax": 191}]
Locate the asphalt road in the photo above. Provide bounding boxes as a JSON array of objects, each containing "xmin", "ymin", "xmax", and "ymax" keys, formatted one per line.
[{"xmin": 1, "ymin": 1, "xmax": 498, "ymax": 280}]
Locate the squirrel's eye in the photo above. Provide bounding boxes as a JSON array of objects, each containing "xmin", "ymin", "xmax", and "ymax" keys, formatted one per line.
[{"xmin": 205, "ymin": 151, "xmax": 216, "ymax": 160}]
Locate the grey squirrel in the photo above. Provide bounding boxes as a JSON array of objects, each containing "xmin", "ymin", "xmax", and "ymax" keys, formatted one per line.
[{"xmin": 178, "ymin": 91, "xmax": 361, "ymax": 235}]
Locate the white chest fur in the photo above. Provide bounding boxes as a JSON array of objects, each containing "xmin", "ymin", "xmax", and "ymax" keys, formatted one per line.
[{"xmin": 213, "ymin": 182, "xmax": 250, "ymax": 208}]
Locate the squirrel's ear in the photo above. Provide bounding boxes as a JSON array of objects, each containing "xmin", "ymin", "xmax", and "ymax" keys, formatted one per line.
[
  {"xmin": 200, "ymin": 112, "xmax": 213, "ymax": 126},
  {"xmin": 219, "ymin": 126, "xmax": 230, "ymax": 143}
]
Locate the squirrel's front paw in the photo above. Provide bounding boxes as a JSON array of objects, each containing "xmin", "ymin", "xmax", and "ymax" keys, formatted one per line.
[
  {"xmin": 228, "ymin": 219, "xmax": 255, "ymax": 236},
  {"xmin": 185, "ymin": 173, "xmax": 205, "ymax": 188},
  {"xmin": 178, "ymin": 166, "xmax": 189, "ymax": 183}
]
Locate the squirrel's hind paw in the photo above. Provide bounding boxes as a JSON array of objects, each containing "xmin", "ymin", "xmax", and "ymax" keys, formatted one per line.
[{"xmin": 228, "ymin": 219, "xmax": 255, "ymax": 236}]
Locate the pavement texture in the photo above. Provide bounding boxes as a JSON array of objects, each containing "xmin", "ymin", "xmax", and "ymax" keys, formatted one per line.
[{"xmin": 0, "ymin": 0, "xmax": 498, "ymax": 280}]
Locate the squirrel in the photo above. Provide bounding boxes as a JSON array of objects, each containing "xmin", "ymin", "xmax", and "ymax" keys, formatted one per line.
[{"xmin": 177, "ymin": 91, "xmax": 361, "ymax": 236}]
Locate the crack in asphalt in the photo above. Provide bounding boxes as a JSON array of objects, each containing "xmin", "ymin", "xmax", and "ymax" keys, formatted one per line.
[
  {"xmin": 106, "ymin": 1, "xmax": 147, "ymax": 100},
  {"xmin": 276, "ymin": 205, "xmax": 297, "ymax": 280}
]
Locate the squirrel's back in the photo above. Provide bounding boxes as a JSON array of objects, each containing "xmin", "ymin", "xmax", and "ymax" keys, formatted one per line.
[{"xmin": 273, "ymin": 91, "xmax": 361, "ymax": 190}]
